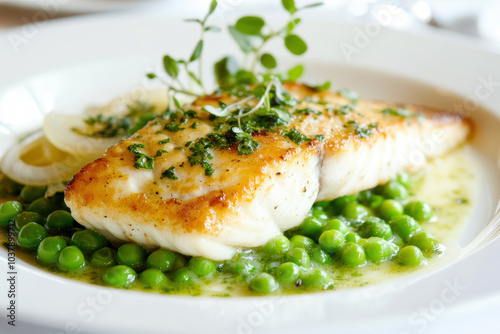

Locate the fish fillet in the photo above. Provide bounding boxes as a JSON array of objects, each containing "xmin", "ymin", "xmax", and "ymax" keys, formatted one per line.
[{"xmin": 65, "ymin": 83, "xmax": 469, "ymax": 260}]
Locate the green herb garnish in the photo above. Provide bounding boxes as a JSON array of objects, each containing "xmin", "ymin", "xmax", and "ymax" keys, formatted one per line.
[
  {"xmin": 345, "ymin": 120, "xmax": 378, "ymax": 138},
  {"xmin": 338, "ymin": 89, "xmax": 360, "ymax": 105},
  {"xmin": 128, "ymin": 144, "xmax": 154, "ymax": 170},
  {"xmin": 283, "ymin": 128, "xmax": 311, "ymax": 145},
  {"xmin": 382, "ymin": 107, "xmax": 416, "ymax": 118},
  {"xmin": 74, "ymin": 101, "xmax": 156, "ymax": 138},
  {"xmin": 158, "ymin": 139, "xmax": 171, "ymax": 145},
  {"xmin": 161, "ymin": 166, "xmax": 179, "ymax": 180}
]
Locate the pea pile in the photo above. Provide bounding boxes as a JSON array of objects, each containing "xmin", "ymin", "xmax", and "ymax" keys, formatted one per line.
[{"xmin": 0, "ymin": 173, "xmax": 443, "ymax": 295}]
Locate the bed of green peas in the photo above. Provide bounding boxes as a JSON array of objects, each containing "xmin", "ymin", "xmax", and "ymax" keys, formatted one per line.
[{"xmin": 0, "ymin": 173, "xmax": 445, "ymax": 295}]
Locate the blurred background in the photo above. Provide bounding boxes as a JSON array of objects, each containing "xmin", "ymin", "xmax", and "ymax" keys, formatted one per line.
[{"xmin": 0, "ymin": 0, "xmax": 499, "ymax": 50}]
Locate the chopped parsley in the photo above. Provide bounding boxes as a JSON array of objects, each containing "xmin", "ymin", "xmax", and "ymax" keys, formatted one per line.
[
  {"xmin": 75, "ymin": 101, "xmax": 157, "ymax": 138},
  {"xmin": 127, "ymin": 143, "xmax": 154, "ymax": 170},
  {"xmin": 283, "ymin": 128, "xmax": 311, "ymax": 145},
  {"xmin": 158, "ymin": 139, "xmax": 171, "ymax": 145},
  {"xmin": 334, "ymin": 105, "xmax": 353, "ymax": 115},
  {"xmin": 345, "ymin": 120, "xmax": 378, "ymax": 138},
  {"xmin": 338, "ymin": 89, "xmax": 360, "ymax": 105},
  {"xmin": 164, "ymin": 122, "xmax": 184, "ymax": 132},
  {"xmin": 155, "ymin": 149, "xmax": 168, "ymax": 157},
  {"xmin": 161, "ymin": 166, "xmax": 178, "ymax": 180},
  {"xmin": 294, "ymin": 107, "xmax": 321, "ymax": 115},
  {"xmin": 382, "ymin": 107, "xmax": 416, "ymax": 118}
]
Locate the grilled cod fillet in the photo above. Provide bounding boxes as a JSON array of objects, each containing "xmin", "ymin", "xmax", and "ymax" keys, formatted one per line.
[{"xmin": 65, "ymin": 83, "xmax": 469, "ymax": 260}]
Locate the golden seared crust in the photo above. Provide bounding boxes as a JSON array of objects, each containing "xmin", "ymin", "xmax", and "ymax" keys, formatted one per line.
[{"xmin": 65, "ymin": 83, "xmax": 469, "ymax": 257}]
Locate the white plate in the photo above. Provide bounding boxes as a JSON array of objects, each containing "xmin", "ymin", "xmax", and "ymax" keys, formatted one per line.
[
  {"xmin": 1, "ymin": 11, "xmax": 500, "ymax": 334},
  {"xmin": 0, "ymin": 0, "xmax": 170, "ymax": 13}
]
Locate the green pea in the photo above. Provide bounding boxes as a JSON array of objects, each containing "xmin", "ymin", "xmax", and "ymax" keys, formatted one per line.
[
  {"xmin": 310, "ymin": 208, "xmax": 328, "ymax": 221},
  {"xmin": 171, "ymin": 267, "xmax": 195, "ymax": 284},
  {"xmin": 90, "ymin": 247, "xmax": 116, "ymax": 267},
  {"xmin": 18, "ymin": 222, "xmax": 48, "ymax": 248},
  {"xmin": 358, "ymin": 219, "xmax": 392, "ymax": 240},
  {"xmin": 342, "ymin": 202, "xmax": 369, "ymax": 220},
  {"xmin": 14, "ymin": 211, "xmax": 43, "ymax": 231},
  {"xmin": 301, "ymin": 268, "xmax": 331, "ymax": 287},
  {"xmin": 189, "ymin": 257, "xmax": 216, "ymax": 277},
  {"xmin": 58, "ymin": 246, "xmax": 86, "ymax": 271},
  {"xmin": 330, "ymin": 195, "xmax": 358, "ymax": 213},
  {"xmin": 404, "ymin": 201, "xmax": 433, "ymax": 222},
  {"xmin": 20, "ymin": 186, "xmax": 47, "ymax": 203},
  {"xmin": 37, "ymin": 236, "xmax": 67, "ymax": 264},
  {"xmin": 0, "ymin": 177, "xmax": 22, "ymax": 196},
  {"xmin": 171, "ymin": 254, "xmax": 188, "ymax": 271},
  {"xmin": 47, "ymin": 192, "xmax": 71, "ymax": 212},
  {"xmin": 263, "ymin": 261, "xmax": 281, "ymax": 273},
  {"xmin": 0, "ymin": 201, "xmax": 22, "ymax": 228},
  {"xmin": 313, "ymin": 201, "xmax": 330, "ymax": 209},
  {"xmin": 116, "ymin": 243, "xmax": 147, "ymax": 270},
  {"xmin": 390, "ymin": 215, "xmax": 421, "ymax": 240},
  {"xmin": 345, "ymin": 232, "xmax": 361, "ymax": 243},
  {"xmin": 367, "ymin": 195, "xmax": 384, "ymax": 210},
  {"xmin": 71, "ymin": 229, "xmax": 108, "ymax": 255},
  {"xmin": 275, "ymin": 262, "xmax": 300, "ymax": 284},
  {"xmin": 139, "ymin": 268, "xmax": 167, "ymax": 288},
  {"xmin": 263, "ymin": 235, "xmax": 291, "ymax": 255},
  {"xmin": 250, "ymin": 273, "xmax": 279, "ymax": 293},
  {"xmin": 311, "ymin": 246, "xmax": 331, "ymax": 264},
  {"xmin": 410, "ymin": 231, "xmax": 440, "ymax": 253},
  {"xmin": 230, "ymin": 258, "xmax": 258, "ymax": 277},
  {"xmin": 357, "ymin": 189, "xmax": 373, "ymax": 203},
  {"xmin": 46, "ymin": 210, "xmax": 75, "ymax": 230},
  {"xmin": 382, "ymin": 181, "xmax": 409, "ymax": 200},
  {"xmin": 398, "ymin": 246, "xmax": 424, "ymax": 266},
  {"xmin": 290, "ymin": 235, "xmax": 316, "ymax": 251},
  {"xmin": 28, "ymin": 197, "xmax": 55, "ymax": 217},
  {"xmin": 340, "ymin": 242, "xmax": 366, "ymax": 266},
  {"xmin": 146, "ymin": 249, "xmax": 177, "ymax": 272},
  {"xmin": 397, "ymin": 172, "xmax": 411, "ymax": 188},
  {"xmin": 363, "ymin": 239, "xmax": 385, "ymax": 263},
  {"xmin": 318, "ymin": 229, "xmax": 345, "ymax": 253},
  {"xmin": 299, "ymin": 216, "xmax": 324, "ymax": 238},
  {"xmin": 378, "ymin": 199, "xmax": 404, "ymax": 220},
  {"xmin": 363, "ymin": 237, "xmax": 398, "ymax": 263},
  {"xmin": 285, "ymin": 248, "xmax": 311, "ymax": 268},
  {"xmin": 322, "ymin": 219, "xmax": 349, "ymax": 235},
  {"xmin": 102, "ymin": 265, "xmax": 137, "ymax": 287}
]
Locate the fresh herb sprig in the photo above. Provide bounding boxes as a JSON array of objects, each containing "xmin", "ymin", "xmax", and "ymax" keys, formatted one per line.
[
  {"xmin": 146, "ymin": 0, "xmax": 219, "ymax": 102},
  {"xmin": 214, "ymin": 0, "xmax": 322, "ymax": 89}
]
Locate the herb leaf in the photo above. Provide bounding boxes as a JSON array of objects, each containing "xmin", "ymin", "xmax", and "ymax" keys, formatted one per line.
[
  {"xmin": 301, "ymin": 2, "xmax": 323, "ymax": 9},
  {"xmin": 382, "ymin": 107, "xmax": 416, "ymax": 118},
  {"xmin": 338, "ymin": 88, "xmax": 360, "ymax": 105},
  {"xmin": 163, "ymin": 55, "xmax": 179, "ymax": 79},
  {"xmin": 189, "ymin": 40, "xmax": 204, "ymax": 63},
  {"xmin": 161, "ymin": 166, "xmax": 178, "ymax": 180},
  {"xmin": 207, "ymin": 0, "xmax": 218, "ymax": 17},
  {"xmin": 228, "ymin": 26, "xmax": 259, "ymax": 53},
  {"xmin": 287, "ymin": 64, "xmax": 304, "ymax": 81},
  {"xmin": 313, "ymin": 81, "xmax": 331, "ymax": 91},
  {"xmin": 283, "ymin": 129, "xmax": 311, "ymax": 145},
  {"xmin": 128, "ymin": 144, "xmax": 154, "ymax": 170},
  {"xmin": 282, "ymin": 0, "xmax": 297, "ymax": 14},
  {"xmin": 235, "ymin": 16, "xmax": 265, "ymax": 35},
  {"xmin": 260, "ymin": 53, "xmax": 277, "ymax": 69},
  {"xmin": 284, "ymin": 34, "xmax": 307, "ymax": 55}
]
